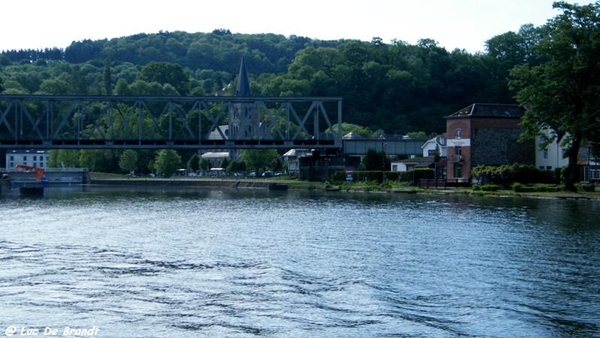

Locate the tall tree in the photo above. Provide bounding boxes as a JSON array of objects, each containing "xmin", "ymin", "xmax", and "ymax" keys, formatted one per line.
[
  {"xmin": 119, "ymin": 149, "xmax": 138, "ymax": 174},
  {"xmin": 154, "ymin": 149, "xmax": 182, "ymax": 177},
  {"xmin": 509, "ymin": 1, "xmax": 600, "ymax": 191},
  {"xmin": 239, "ymin": 149, "xmax": 279, "ymax": 171}
]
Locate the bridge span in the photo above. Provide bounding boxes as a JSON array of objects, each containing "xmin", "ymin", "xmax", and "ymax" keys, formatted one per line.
[
  {"xmin": 0, "ymin": 94, "xmax": 342, "ymax": 150},
  {"xmin": 0, "ymin": 95, "xmax": 424, "ymax": 156}
]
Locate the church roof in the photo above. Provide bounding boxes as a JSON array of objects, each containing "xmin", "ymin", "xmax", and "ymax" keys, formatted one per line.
[{"xmin": 236, "ymin": 55, "xmax": 252, "ymax": 97}]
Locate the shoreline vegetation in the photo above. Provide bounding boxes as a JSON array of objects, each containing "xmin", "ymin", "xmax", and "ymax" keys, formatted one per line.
[{"xmin": 89, "ymin": 172, "xmax": 600, "ymax": 201}]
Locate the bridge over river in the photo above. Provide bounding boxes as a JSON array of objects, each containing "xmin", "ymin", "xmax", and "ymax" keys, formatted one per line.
[{"xmin": 0, "ymin": 95, "xmax": 424, "ymax": 156}]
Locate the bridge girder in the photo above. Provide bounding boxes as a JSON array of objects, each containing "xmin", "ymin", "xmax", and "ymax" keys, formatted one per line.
[{"xmin": 0, "ymin": 95, "xmax": 343, "ymax": 150}]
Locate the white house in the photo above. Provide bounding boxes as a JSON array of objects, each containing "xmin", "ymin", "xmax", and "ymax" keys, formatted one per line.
[
  {"xmin": 421, "ymin": 134, "xmax": 447, "ymax": 158},
  {"xmin": 283, "ymin": 149, "xmax": 311, "ymax": 175},
  {"xmin": 535, "ymin": 128, "xmax": 568, "ymax": 171},
  {"xmin": 5, "ymin": 149, "xmax": 48, "ymax": 170},
  {"xmin": 535, "ymin": 128, "xmax": 600, "ymax": 182}
]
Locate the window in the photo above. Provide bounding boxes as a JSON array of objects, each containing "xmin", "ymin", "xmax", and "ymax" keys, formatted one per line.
[
  {"xmin": 23, "ymin": 156, "xmax": 27, "ymax": 162},
  {"xmin": 428, "ymin": 149, "xmax": 437, "ymax": 156},
  {"xmin": 591, "ymin": 169, "xmax": 600, "ymax": 180},
  {"xmin": 33, "ymin": 156, "xmax": 37, "ymax": 161},
  {"xmin": 455, "ymin": 128, "xmax": 462, "ymax": 139},
  {"xmin": 543, "ymin": 149, "xmax": 548, "ymax": 159},
  {"xmin": 455, "ymin": 146, "xmax": 462, "ymax": 155},
  {"xmin": 455, "ymin": 165, "xmax": 463, "ymax": 178},
  {"xmin": 10, "ymin": 156, "xmax": 14, "ymax": 161}
]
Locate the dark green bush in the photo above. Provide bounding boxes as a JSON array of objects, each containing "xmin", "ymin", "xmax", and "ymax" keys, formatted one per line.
[
  {"xmin": 512, "ymin": 182, "xmax": 563, "ymax": 192},
  {"xmin": 332, "ymin": 169, "xmax": 432, "ymax": 184},
  {"xmin": 472, "ymin": 163, "xmax": 555, "ymax": 187},
  {"xmin": 481, "ymin": 184, "xmax": 500, "ymax": 191}
]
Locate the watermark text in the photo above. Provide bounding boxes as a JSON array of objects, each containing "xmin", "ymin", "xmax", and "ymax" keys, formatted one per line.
[{"xmin": 4, "ymin": 326, "xmax": 99, "ymax": 337}]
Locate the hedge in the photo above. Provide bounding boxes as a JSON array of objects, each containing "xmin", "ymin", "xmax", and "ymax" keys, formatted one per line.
[
  {"xmin": 471, "ymin": 163, "xmax": 555, "ymax": 186},
  {"xmin": 332, "ymin": 168, "xmax": 433, "ymax": 184}
]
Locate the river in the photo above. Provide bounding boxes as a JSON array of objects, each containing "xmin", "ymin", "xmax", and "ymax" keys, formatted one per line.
[{"xmin": 1, "ymin": 187, "xmax": 599, "ymax": 337}]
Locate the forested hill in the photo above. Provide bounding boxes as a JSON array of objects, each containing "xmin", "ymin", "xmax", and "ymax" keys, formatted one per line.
[
  {"xmin": 0, "ymin": 28, "xmax": 533, "ymax": 135},
  {"xmin": 1, "ymin": 30, "xmax": 339, "ymax": 75}
]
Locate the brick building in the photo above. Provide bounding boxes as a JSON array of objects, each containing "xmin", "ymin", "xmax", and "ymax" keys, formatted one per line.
[{"xmin": 445, "ymin": 103, "xmax": 535, "ymax": 183}]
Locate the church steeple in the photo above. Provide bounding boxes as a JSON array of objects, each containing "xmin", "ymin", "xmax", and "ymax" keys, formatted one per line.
[{"xmin": 236, "ymin": 55, "xmax": 252, "ymax": 97}]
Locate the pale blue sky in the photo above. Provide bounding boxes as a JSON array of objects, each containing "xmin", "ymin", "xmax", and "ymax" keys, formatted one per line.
[{"xmin": 1, "ymin": 0, "xmax": 595, "ymax": 53}]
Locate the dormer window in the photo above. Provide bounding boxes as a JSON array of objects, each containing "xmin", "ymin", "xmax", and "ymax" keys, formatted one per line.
[{"xmin": 455, "ymin": 128, "xmax": 462, "ymax": 139}]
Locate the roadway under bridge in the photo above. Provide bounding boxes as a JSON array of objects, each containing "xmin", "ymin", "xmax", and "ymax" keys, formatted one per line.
[{"xmin": 0, "ymin": 95, "xmax": 424, "ymax": 156}]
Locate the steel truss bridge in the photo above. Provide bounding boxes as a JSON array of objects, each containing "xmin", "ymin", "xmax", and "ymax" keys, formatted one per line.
[{"xmin": 0, "ymin": 95, "xmax": 342, "ymax": 150}]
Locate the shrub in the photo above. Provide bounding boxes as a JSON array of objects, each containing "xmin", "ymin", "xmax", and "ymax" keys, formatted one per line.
[
  {"xmin": 472, "ymin": 163, "xmax": 555, "ymax": 186},
  {"xmin": 480, "ymin": 184, "xmax": 500, "ymax": 191},
  {"xmin": 512, "ymin": 182, "xmax": 563, "ymax": 192}
]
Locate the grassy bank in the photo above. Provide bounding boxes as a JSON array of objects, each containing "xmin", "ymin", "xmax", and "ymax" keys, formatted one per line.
[{"xmin": 88, "ymin": 172, "xmax": 599, "ymax": 200}]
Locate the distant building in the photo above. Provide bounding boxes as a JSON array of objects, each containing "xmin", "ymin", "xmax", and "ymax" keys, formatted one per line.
[
  {"xmin": 283, "ymin": 149, "xmax": 311, "ymax": 175},
  {"xmin": 445, "ymin": 103, "xmax": 535, "ymax": 183},
  {"xmin": 580, "ymin": 144, "xmax": 600, "ymax": 183},
  {"xmin": 421, "ymin": 134, "xmax": 447, "ymax": 158},
  {"xmin": 391, "ymin": 156, "xmax": 435, "ymax": 172},
  {"xmin": 535, "ymin": 127, "xmax": 569, "ymax": 171},
  {"xmin": 5, "ymin": 149, "xmax": 48, "ymax": 170},
  {"xmin": 228, "ymin": 55, "xmax": 258, "ymax": 141}
]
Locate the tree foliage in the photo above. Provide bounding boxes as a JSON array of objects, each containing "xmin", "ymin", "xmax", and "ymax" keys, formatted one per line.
[
  {"xmin": 153, "ymin": 149, "xmax": 182, "ymax": 176},
  {"xmin": 362, "ymin": 149, "xmax": 389, "ymax": 171},
  {"xmin": 509, "ymin": 1, "xmax": 600, "ymax": 190},
  {"xmin": 119, "ymin": 149, "xmax": 138, "ymax": 173},
  {"xmin": 239, "ymin": 149, "xmax": 280, "ymax": 171}
]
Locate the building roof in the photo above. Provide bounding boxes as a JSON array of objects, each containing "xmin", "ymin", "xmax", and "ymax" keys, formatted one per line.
[
  {"xmin": 392, "ymin": 156, "xmax": 435, "ymax": 167},
  {"xmin": 7, "ymin": 149, "xmax": 47, "ymax": 154},
  {"xmin": 283, "ymin": 149, "xmax": 311, "ymax": 157},
  {"xmin": 208, "ymin": 125, "xmax": 229, "ymax": 140},
  {"xmin": 421, "ymin": 134, "xmax": 446, "ymax": 149},
  {"xmin": 446, "ymin": 103, "xmax": 524, "ymax": 119},
  {"xmin": 201, "ymin": 152, "xmax": 230, "ymax": 159},
  {"xmin": 236, "ymin": 55, "xmax": 252, "ymax": 97},
  {"xmin": 343, "ymin": 132, "xmax": 364, "ymax": 139}
]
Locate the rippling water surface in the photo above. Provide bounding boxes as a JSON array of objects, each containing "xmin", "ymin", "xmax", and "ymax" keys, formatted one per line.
[{"xmin": 1, "ymin": 187, "xmax": 599, "ymax": 337}]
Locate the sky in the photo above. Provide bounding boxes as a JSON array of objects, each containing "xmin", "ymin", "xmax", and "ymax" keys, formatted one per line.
[{"xmin": 1, "ymin": 0, "xmax": 596, "ymax": 54}]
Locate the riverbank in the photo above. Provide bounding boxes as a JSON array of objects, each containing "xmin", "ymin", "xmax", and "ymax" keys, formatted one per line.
[{"xmin": 88, "ymin": 172, "xmax": 600, "ymax": 201}]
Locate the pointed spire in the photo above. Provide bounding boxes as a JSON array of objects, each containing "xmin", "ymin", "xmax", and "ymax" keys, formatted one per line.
[{"xmin": 236, "ymin": 55, "xmax": 252, "ymax": 97}]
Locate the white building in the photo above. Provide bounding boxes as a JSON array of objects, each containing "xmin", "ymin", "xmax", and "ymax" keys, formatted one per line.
[
  {"xmin": 535, "ymin": 128, "xmax": 568, "ymax": 171},
  {"xmin": 283, "ymin": 149, "xmax": 311, "ymax": 174},
  {"xmin": 421, "ymin": 134, "xmax": 447, "ymax": 158},
  {"xmin": 390, "ymin": 156, "xmax": 435, "ymax": 172},
  {"xmin": 5, "ymin": 149, "xmax": 48, "ymax": 170}
]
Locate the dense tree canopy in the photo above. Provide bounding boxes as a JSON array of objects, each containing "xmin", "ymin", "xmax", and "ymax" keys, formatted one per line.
[
  {"xmin": 1, "ymin": 29, "xmax": 519, "ymax": 135},
  {"xmin": 509, "ymin": 1, "xmax": 600, "ymax": 191}
]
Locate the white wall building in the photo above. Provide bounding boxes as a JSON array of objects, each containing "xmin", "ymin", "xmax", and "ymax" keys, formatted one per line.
[
  {"xmin": 5, "ymin": 149, "xmax": 48, "ymax": 170},
  {"xmin": 421, "ymin": 134, "xmax": 447, "ymax": 158},
  {"xmin": 535, "ymin": 128, "xmax": 568, "ymax": 171}
]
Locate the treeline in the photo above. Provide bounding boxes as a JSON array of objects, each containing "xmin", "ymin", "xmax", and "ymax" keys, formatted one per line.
[{"xmin": 0, "ymin": 27, "xmax": 539, "ymax": 135}]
